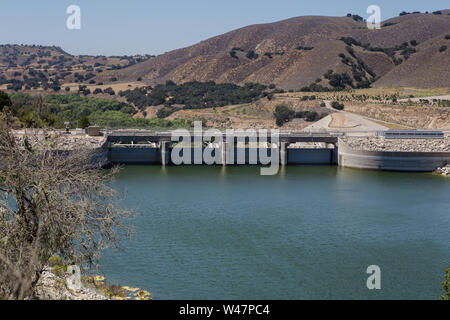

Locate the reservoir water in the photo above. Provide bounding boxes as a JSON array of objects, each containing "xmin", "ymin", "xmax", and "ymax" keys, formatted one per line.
[{"xmin": 100, "ymin": 166, "xmax": 450, "ymax": 299}]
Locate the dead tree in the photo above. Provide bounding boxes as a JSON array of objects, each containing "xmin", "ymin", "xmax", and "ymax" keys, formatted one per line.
[{"xmin": 0, "ymin": 127, "xmax": 133, "ymax": 299}]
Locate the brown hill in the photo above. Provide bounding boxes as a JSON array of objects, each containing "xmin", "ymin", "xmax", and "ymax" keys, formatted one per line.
[
  {"xmin": 373, "ymin": 32, "xmax": 450, "ymax": 88},
  {"xmin": 2, "ymin": 11, "xmax": 450, "ymax": 92},
  {"xmin": 97, "ymin": 11, "xmax": 450, "ymax": 89}
]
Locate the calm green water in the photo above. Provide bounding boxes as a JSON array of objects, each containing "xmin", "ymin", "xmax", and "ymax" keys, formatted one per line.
[{"xmin": 100, "ymin": 166, "xmax": 450, "ymax": 300}]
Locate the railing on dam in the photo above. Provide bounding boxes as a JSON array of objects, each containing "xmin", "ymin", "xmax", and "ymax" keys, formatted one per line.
[{"xmin": 106, "ymin": 130, "xmax": 340, "ymax": 144}]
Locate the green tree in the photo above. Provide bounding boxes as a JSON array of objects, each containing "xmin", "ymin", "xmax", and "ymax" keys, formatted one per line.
[
  {"xmin": 273, "ymin": 105, "xmax": 295, "ymax": 126},
  {"xmin": 78, "ymin": 116, "xmax": 90, "ymax": 129},
  {"xmin": 0, "ymin": 91, "xmax": 12, "ymax": 112}
]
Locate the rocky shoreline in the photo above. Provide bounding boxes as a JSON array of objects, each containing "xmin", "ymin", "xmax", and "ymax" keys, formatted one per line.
[
  {"xmin": 33, "ymin": 267, "xmax": 108, "ymax": 300},
  {"xmin": 12, "ymin": 130, "xmax": 107, "ymax": 150},
  {"xmin": 435, "ymin": 164, "xmax": 450, "ymax": 176},
  {"xmin": 32, "ymin": 266, "xmax": 152, "ymax": 300},
  {"xmin": 340, "ymin": 137, "xmax": 450, "ymax": 153}
]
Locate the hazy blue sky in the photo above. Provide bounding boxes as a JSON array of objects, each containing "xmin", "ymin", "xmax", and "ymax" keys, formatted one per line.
[{"xmin": 0, "ymin": 1, "xmax": 448, "ymax": 56}]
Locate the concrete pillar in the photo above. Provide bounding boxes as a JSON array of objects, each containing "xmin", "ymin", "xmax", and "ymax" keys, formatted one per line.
[
  {"xmin": 332, "ymin": 143, "xmax": 338, "ymax": 165},
  {"xmin": 226, "ymin": 140, "xmax": 234, "ymax": 165},
  {"xmin": 221, "ymin": 140, "xmax": 226, "ymax": 166},
  {"xmin": 280, "ymin": 142, "xmax": 288, "ymax": 166},
  {"xmin": 160, "ymin": 141, "xmax": 169, "ymax": 166}
]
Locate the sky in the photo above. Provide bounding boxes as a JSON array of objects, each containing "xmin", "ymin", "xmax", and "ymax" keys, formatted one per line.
[{"xmin": 0, "ymin": 0, "xmax": 448, "ymax": 56}]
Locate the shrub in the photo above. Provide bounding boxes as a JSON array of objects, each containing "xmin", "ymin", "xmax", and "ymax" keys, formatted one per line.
[
  {"xmin": 346, "ymin": 14, "xmax": 363, "ymax": 21},
  {"xmin": 157, "ymin": 107, "xmax": 176, "ymax": 119},
  {"xmin": 101, "ymin": 283, "xmax": 127, "ymax": 298},
  {"xmin": 439, "ymin": 46, "xmax": 447, "ymax": 53},
  {"xmin": 296, "ymin": 46, "xmax": 314, "ymax": 50},
  {"xmin": 78, "ymin": 116, "xmax": 90, "ymax": 129},
  {"xmin": 345, "ymin": 46, "xmax": 355, "ymax": 57},
  {"xmin": 48, "ymin": 255, "xmax": 68, "ymax": 277},
  {"xmin": 295, "ymin": 111, "xmax": 326, "ymax": 122},
  {"xmin": 273, "ymin": 105, "xmax": 295, "ymax": 126},
  {"xmin": 442, "ymin": 267, "xmax": 450, "ymax": 300},
  {"xmin": 340, "ymin": 37, "xmax": 361, "ymax": 47},
  {"xmin": 0, "ymin": 91, "xmax": 12, "ymax": 111},
  {"xmin": 445, "ymin": 35, "xmax": 450, "ymax": 40},
  {"xmin": 104, "ymin": 87, "xmax": 115, "ymax": 95},
  {"xmin": 246, "ymin": 50, "xmax": 258, "ymax": 59},
  {"xmin": 52, "ymin": 265, "xmax": 67, "ymax": 277},
  {"xmin": 331, "ymin": 101, "xmax": 344, "ymax": 110},
  {"xmin": 382, "ymin": 22, "xmax": 397, "ymax": 27},
  {"xmin": 48, "ymin": 255, "xmax": 64, "ymax": 268}
]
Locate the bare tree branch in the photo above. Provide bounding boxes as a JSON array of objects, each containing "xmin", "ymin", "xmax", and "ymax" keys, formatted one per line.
[{"xmin": 0, "ymin": 126, "xmax": 134, "ymax": 299}]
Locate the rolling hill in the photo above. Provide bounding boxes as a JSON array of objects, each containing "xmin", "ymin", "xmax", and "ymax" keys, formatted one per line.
[
  {"xmin": 95, "ymin": 10, "xmax": 450, "ymax": 89},
  {"xmin": 1, "ymin": 10, "xmax": 450, "ymax": 93}
]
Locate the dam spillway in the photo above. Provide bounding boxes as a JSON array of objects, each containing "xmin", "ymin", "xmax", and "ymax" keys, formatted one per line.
[
  {"xmin": 104, "ymin": 130, "xmax": 450, "ymax": 171},
  {"xmin": 106, "ymin": 131, "xmax": 339, "ymax": 166}
]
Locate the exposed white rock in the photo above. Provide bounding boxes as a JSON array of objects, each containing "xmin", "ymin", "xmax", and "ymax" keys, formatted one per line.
[
  {"xmin": 435, "ymin": 164, "xmax": 450, "ymax": 176},
  {"xmin": 33, "ymin": 267, "xmax": 108, "ymax": 300},
  {"xmin": 66, "ymin": 265, "xmax": 82, "ymax": 291},
  {"xmin": 341, "ymin": 137, "xmax": 450, "ymax": 152}
]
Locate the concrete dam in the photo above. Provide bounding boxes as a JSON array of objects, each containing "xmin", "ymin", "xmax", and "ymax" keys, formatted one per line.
[
  {"xmin": 106, "ymin": 131, "xmax": 339, "ymax": 166},
  {"xmin": 104, "ymin": 130, "xmax": 450, "ymax": 172}
]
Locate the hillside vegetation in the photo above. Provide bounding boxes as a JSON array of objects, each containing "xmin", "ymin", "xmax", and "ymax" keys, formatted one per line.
[{"xmin": 3, "ymin": 93, "xmax": 193, "ymax": 129}]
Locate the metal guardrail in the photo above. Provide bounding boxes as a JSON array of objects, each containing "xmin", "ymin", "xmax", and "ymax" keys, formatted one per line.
[{"xmin": 376, "ymin": 130, "xmax": 445, "ymax": 139}]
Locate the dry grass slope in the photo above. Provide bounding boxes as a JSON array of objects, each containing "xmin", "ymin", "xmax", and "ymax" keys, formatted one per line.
[{"xmin": 98, "ymin": 11, "xmax": 450, "ymax": 89}]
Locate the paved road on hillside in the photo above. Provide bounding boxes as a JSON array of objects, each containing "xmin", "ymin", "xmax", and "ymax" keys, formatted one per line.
[{"xmin": 303, "ymin": 101, "xmax": 388, "ymax": 132}]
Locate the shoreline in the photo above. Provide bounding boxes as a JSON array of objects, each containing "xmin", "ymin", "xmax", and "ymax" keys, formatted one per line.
[{"xmin": 33, "ymin": 266, "xmax": 152, "ymax": 300}]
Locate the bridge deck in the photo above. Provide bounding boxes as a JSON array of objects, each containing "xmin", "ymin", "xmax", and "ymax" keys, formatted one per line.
[{"xmin": 107, "ymin": 131, "xmax": 339, "ymax": 144}]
